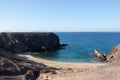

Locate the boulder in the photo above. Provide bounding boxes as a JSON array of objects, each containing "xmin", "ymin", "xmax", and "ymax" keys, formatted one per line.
[
  {"xmin": 93, "ymin": 49, "xmax": 107, "ymax": 61},
  {"xmin": 0, "ymin": 32, "xmax": 60, "ymax": 53}
]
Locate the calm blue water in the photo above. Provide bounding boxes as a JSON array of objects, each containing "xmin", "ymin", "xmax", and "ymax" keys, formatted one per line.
[{"xmin": 36, "ymin": 32, "xmax": 120, "ymax": 62}]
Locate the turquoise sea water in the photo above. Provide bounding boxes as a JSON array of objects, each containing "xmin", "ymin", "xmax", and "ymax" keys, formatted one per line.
[{"xmin": 36, "ymin": 32, "xmax": 120, "ymax": 62}]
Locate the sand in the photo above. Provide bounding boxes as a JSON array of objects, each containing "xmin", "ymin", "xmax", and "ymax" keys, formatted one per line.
[
  {"xmin": 18, "ymin": 54, "xmax": 120, "ymax": 80},
  {"xmin": 18, "ymin": 54, "xmax": 109, "ymax": 80},
  {"xmin": 18, "ymin": 54, "xmax": 105, "ymax": 69}
]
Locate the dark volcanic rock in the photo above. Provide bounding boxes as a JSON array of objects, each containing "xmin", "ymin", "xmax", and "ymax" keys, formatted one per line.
[
  {"xmin": 0, "ymin": 32, "xmax": 61, "ymax": 80},
  {"xmin": 0, "ymin": 32, "xmax": 60, "ymax": 53},
  {"xmin": 0, "ymin": 58, "xmax": 20, "ymax": 76},
  {"xmin": 0, "ymin": 57, "xmax": 38, "ymax": 79},
  {"xmin": 0, "ymin": 56, "xmax": 58, "ymax": 80}
]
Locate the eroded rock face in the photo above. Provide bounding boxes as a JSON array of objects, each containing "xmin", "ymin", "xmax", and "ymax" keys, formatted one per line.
[
  {"xmin": 0, "ymin": 47, "xmax": 58, "ymax": 80},
  {"xmin": 0, "ymin": 57, "xmax": 40, "ymax": 80},
  {"xmin": 0, "ymin": 32, "xmax": 60, "ymax": 53},
  {"xmin": 0, "ymin": 56, "xmax": 58, "ymax": 80},
  {"xmin": 0, "ymin": 59, "xmax": 20, "ymax": 76}
]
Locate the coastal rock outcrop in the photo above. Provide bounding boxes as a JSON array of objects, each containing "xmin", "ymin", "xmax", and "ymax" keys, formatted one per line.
[
  {"xmin": 0, "ymin": 32, "xmax": 64, "ymax": 80},
  {"xmin": 93, "ymin": 49, "xmax": 107, "ymax": 61},
  {"xmin": 0, "ymin": 57, "xmax": 41, "ymax": 80},
  {"xmin": 94, "ymin": 44, "xmax": 120, "ymax": 62},
  {"xmin": 107, "ymin": 44, "xmax": 120, "ymax": 61},
  {"xmin": 0, "ymin": 52, "xmax": 58, "ymax": 80},
  {"xmin": 0, "ymin": 32, "xmax": 60, "ymax": 53}
]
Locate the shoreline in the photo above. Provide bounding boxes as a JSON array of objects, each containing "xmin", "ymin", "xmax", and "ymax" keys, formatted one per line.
[{"xmin": 18, "ymin": 54, "xmax": 105, "ymax": 69}]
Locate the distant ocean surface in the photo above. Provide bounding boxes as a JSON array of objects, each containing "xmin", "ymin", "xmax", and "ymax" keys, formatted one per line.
[{"xmin": 36, "ymin": 32, "xmax": 120, "ymax": 62}]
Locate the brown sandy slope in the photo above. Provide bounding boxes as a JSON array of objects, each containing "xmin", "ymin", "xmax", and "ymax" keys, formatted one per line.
[{"xmin": 37, "ymin": 61, "xmax": 120, "ymax": 80}]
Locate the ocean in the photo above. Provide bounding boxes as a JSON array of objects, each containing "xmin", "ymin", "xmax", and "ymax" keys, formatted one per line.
[{"xmin": 35, "ymin": 32, "xmax": 120, "ymax": 62}]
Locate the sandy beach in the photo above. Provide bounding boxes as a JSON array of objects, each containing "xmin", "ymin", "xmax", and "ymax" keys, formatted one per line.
[
  {"xmin": 18, "ymin": 54, "xmax": 120, "ymax": 80},
  {"xmin": 18, "ymin": 54, "xmax": 113, "ymax": 80},
  {"xmin": 18, "ymin": 54, "xmax": 105, "ymax": 69}
]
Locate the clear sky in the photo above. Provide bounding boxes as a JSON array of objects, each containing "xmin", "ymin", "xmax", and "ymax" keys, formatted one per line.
[{"xmin": 0, "ymin": 0, "xmax": 120, "ymax": 32}]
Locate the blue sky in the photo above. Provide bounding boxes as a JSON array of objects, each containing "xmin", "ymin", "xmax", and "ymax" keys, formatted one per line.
[{"xmin": 0, "ymin": 0, "xmax": 120, "ymax": 32}]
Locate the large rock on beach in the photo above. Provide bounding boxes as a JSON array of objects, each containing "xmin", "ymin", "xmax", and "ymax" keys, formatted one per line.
[
  {"xmin": 93, "ymin": 49, "xmax": 107, "ymax": 61},
  {"xmin": 0, "ymin": 32, "xmax": 60, "ymax": 53}
]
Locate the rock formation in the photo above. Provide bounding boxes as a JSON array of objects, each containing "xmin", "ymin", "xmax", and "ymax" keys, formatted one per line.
[
  {"xmin": 93, "ymin": 49, "xmax": 107, "ymax": 61},
  {"xmin": 0, "ymin": 32, "xmax": 63, "ymax": 80},
  {"xmin": 0, "ymin": 32, "xmax": 61, "ymax": 53},
  {"xmin": 0, "ymin": 50, "xmax": 58, "ymax": 80},
  {"xmin": 107, "ymin": 44, "xmax": 120, "ymax": 61},
  {"xmin": 94, "ymin": 44, "xmax": 120, "ymax": 62}
]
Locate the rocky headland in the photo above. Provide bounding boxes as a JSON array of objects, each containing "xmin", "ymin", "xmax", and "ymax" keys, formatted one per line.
[
  {"xmin": 0, "ymin": 32, "xmax": 62, "ymax": 80},
  {"xmin": 0, "ymin": 32, "xmax": 61, "ymax": 53}
]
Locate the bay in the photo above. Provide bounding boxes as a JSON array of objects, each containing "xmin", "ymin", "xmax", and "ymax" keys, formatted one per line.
[{"xmin": 36, "ymin": 32, "xmax": 120, "ymax": 62}]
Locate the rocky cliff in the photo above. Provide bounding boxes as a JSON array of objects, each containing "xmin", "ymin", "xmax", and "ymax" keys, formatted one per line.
[
  {"xmin": 0, "ymin": 32, "xmax": 60, "ymax": 80},
  {"xmin": 0, "ymin": 32, "xmax": 60, "ymax": 53}
]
